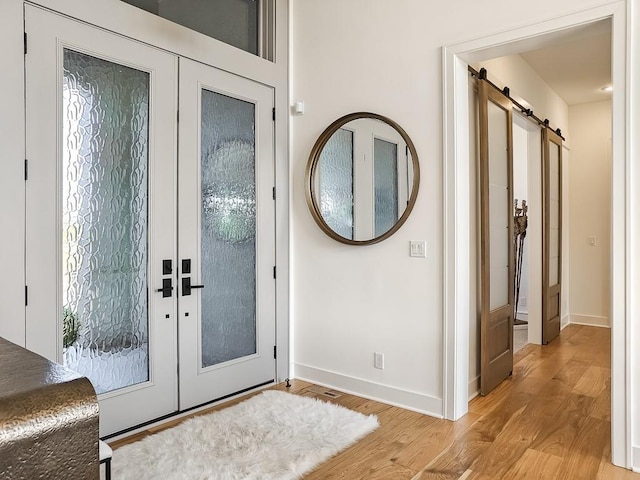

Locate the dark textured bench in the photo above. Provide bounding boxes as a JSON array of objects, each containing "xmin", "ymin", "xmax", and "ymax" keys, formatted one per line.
[{"xmin": 0, "ymin": 337, "xmax": 100, "ymax": 479}]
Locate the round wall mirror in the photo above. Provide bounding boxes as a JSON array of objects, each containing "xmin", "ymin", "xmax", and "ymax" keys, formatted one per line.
[{"xmin": 305, "ymin": 112, "xmax": 420, "ymax": 245}]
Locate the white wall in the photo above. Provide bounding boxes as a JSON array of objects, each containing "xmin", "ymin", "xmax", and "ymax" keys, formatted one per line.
[
  {"xmin": 567, "ymin": 100, "xmax": 611, "ymax": 326},
  {"xmin": 479, "ymin": 55, "xmax": 571, "ymax": 145},
  {"xmin": 290, "ymin": 0, "xmax": 618, "ymax": 416}
]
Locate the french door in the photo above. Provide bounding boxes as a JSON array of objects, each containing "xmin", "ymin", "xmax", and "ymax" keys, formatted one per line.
[
  {"xmin": 177, "ymin": 59, "xmax": 276, "ymax": 410},
  {"xmin": 25, "ymin": 6, "xmax": 275, "ymax": 436}
]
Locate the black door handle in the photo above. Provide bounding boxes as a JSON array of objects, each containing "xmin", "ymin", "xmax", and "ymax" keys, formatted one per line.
[
  {"xmin": 156, "ymin": 278, "xmax": 173, "ymax": 298},
  {"xmin": 182, "ymin": 277, "xmax": 205, "ymax": 296}
]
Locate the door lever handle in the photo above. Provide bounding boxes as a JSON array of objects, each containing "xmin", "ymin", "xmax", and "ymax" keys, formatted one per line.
[
  {"xmin": 182, "ymin": 277, "xmax": 204, "ymax": 296},
  {"xmin": 156, "ymin": 278, "xmax": 173, "ymax": 297}
]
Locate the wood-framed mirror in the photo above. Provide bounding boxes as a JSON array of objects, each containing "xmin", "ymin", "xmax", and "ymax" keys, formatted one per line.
[{"xmin": 305, "ymin": 112, "xmax": 420, "ymax": 245}]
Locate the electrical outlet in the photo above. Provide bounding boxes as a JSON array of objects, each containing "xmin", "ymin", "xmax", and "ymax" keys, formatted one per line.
[{"xmin": 374, "ymin": 352, "xmax": 384, "ymax": 369}]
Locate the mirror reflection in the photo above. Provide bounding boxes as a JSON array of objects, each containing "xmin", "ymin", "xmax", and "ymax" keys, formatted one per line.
[{"xmin": 306, "ymin": 113, "xmax": 419, "ymax": 245}]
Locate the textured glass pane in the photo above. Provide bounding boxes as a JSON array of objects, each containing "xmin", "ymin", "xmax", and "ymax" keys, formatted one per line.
[
  {"xmin": 318, "ymin": 129, "xmax": 354, "ymax": 239},
  {"xmin": 374, "ymin": 138, "xmax": 398, "ymax": 237},
  {"xmin": 121, "ymin": 0, "xmax": 259, "ymax": 56},
  {"xmin": 61, "ymin": 49, "xmax": 150, "ymax": 395},
  {"xmin": 488, "ymin": 101, "xmax": 510, "ymax": 310},
  {"xmin": 201, "ymin": 89, "xmax": 256, "ymax": 368}
]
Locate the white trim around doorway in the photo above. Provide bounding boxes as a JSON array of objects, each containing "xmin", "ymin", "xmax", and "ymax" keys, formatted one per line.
[{"xmin": 442, "ymin": 1, "xmax": 631, "ymax": 469}]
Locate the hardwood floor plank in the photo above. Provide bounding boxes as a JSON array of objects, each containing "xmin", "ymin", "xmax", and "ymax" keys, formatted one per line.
[
  {"xmin": 530, "ymin": 392, "xmax": 596, "ymax": 458},
  {"xmin": 573, "ymin": 365, "xmax": 609, "ymax": 398},
  {"xmin": 466, "ymin": 403, "xmax": 545, "ymax": 478},
  {"xmin": 415, "ymin": 391, "xmax": 535, "ymax": 479},
  {"xmin": 590, "ymin": 376, "xmax": 612, "ymax": 421},
  {"xmin": 392, "ymin": 412, "xmax": 480, "ymax": 472},
  {"xmin": 598, "ymin": 461, "xmax": 640, "ymax": 480},
  {"xmin": 500, "ymin": 448, "xmax": 564, "ymax": 480},
  {"xmin": 552, "ymin": 357, "xmax": 592, "ymax": 389},
  {"xmin": 554, "ymin": 416, "xmax": 610, "ymax": 479}
]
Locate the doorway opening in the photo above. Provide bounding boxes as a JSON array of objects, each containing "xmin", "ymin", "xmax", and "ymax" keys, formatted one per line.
[{"xmin": 443, "ymin": 4, "xmax": 628, "ymax": 467}]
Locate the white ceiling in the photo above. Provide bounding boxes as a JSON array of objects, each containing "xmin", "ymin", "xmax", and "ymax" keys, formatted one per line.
[{"xmin": 518, "ymin": 20, "xmax": 612, "ymax": 106}]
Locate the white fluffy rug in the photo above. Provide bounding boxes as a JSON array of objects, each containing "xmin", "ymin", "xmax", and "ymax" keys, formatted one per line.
[{"xmin": 111, "ymin": 390, "xmax": 379, "ymax": 480}]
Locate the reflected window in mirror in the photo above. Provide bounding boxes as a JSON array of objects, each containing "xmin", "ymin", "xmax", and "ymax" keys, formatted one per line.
[
  {"xmin": 306, "ymin": 113, "xmax": 420, "ymax": 245},
  {"xmin": 318, "ymin": 128, "xmax": 354, "ymax": 240},
  {"xmin": 374, "ymin": 138, "xmax": 399, "ymax": 237}
]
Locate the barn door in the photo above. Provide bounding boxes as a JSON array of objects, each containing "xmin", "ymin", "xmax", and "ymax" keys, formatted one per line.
[
  {"xmin": 542, "ymin": 127, "xmax": 563, "ymax": 344},
  {"xmin": 478, "ymin": 79, "xmax": 515, "ymax": 396}
]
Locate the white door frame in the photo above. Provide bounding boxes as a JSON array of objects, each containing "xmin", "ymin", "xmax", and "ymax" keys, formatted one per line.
[{"xmin": 442, "ymin": 2, "xmax": 631, "ymax": 468}]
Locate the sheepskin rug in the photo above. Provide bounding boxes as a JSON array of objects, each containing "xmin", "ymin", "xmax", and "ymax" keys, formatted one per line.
[{"xmin": 111, "ymin": 390, "xmax": 379, "ymax": 479}]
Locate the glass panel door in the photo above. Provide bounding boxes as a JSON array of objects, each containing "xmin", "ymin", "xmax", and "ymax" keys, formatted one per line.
[
  {"xmin": 542, "ymin": 127, "xmax": 563, "ymax": 344},
  {"xmin": 478, "ymin": 79, "xmax": 514, "ymax": 396},
  {"xmin": 178, "ymin": 58, "xmax": 275, "ymax": 410},
  {"xmin": 61, "ymin": 49, "xmax": 150, "ymax": 394},
  {"xmin": 25, "ymin": 5, "xmax": 178, "ymax": 436}
]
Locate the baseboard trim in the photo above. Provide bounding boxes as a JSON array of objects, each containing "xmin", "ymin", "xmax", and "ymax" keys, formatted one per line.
[
  {"xmin": 632, "ymin": 446, "xmax": 640, "ymax": 472},
  {"xmin": 293, "ymin": 363, "xmax": 443, "ymax": 418},
  {"xmin": 468, "ymin": 376, "xmax": 480, "ymax": 401},
  {"xmin": 570, "ymin": 314, "xmax": 610, "ymax": 328},
  {"xmin": 561, "ymin": 314, "xmax": 570, "ymax": 330}
]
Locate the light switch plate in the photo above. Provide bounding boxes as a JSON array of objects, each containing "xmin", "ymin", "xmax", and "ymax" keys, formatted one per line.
[{"xmin": 410, "ymin": 240, "xmax": 427, "ymax": 258}]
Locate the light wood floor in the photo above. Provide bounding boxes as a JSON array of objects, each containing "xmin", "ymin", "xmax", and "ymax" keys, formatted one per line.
[{"xmin": 111, "ymin": 324, "xmax": 639, "ymax": 479}]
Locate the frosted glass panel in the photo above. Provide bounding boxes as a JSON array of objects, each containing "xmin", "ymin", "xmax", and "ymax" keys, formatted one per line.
[
  {"xmin": 487, "ymin": 100, "xmax": 510, "ymax": 310},
  {"xmin": 201, "ymin": 89, "xmax": 257, "ymax": 368},
  {"xmin": 490, "ymin": 226, "xmax": 509, "ymax": 270},
  {"xmin": 488, "ymin": 102, "xmax": 509, "ymax": 188},
  {"xmin": 374, "ymin": 138, "xmax": 399, "ymax": 237},
  {"xmin": 61, "ymin": 49, "xmax": 150, "ymax": 395},
  {"xmin": 550, "ymin": 200, "xmax": 560, "ymax": 229},
  {"xmin": 548, "ymin": 142, "xmax": 560, "ymax": 286},
  {"xmin": 122, "ymin": 0, "xmax": 259, "ymax": 56},
  {"xmin": 318, "ymin": 129, "xmax": 354, "ymax": 239},
  {"xmin": 489, "ymin": 185, "xmax": 509, "ymax": 229}
]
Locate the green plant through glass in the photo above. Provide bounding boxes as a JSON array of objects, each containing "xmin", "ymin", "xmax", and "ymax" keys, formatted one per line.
[{"xmin": 63, "ymin": 307, "xmax": 80, "ymax": 348}]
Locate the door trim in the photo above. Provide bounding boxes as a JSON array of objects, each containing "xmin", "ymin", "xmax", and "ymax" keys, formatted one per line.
[{"xmin": 442, "ymin": 2, "xmax": 630, "ymax": 467}]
